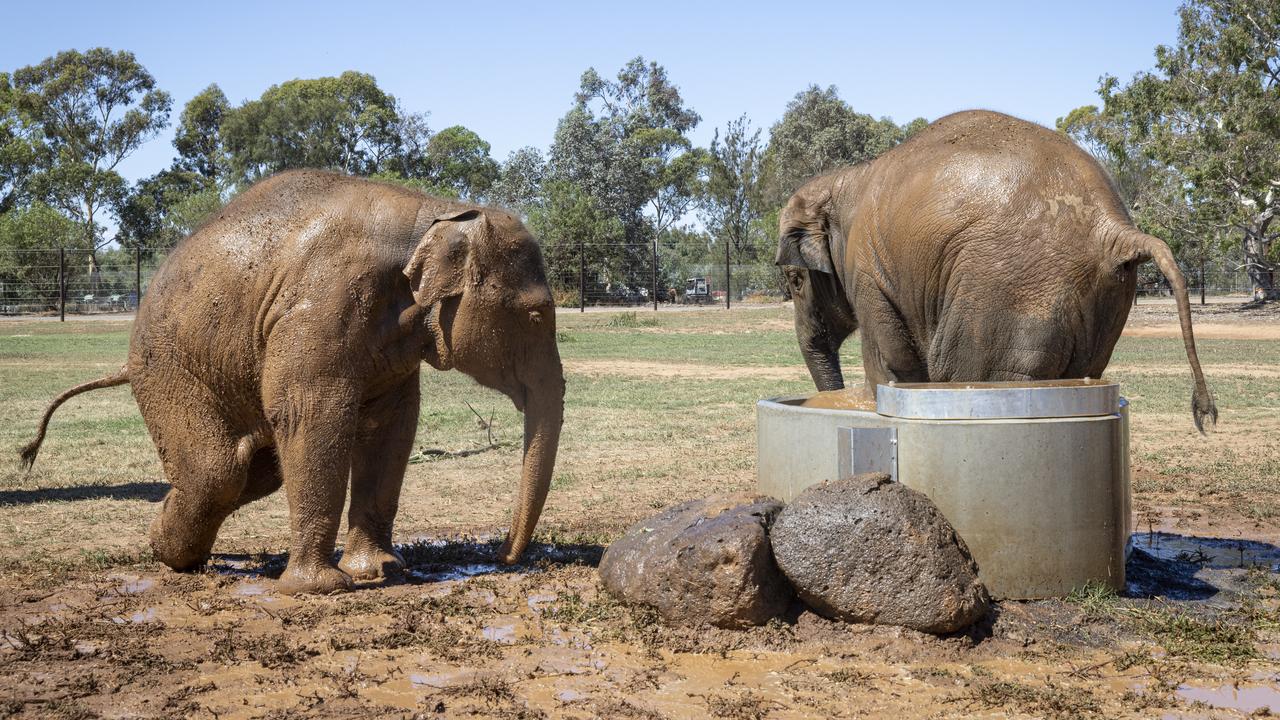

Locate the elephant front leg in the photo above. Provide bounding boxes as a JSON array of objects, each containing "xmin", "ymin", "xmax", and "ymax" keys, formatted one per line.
[
  {"xmin": 339, "ymin": 372, "xmax": 419, "ymax": 581},
  {"xmin": 268, "ymin": 380, "xmax": 361, "ymax": 595}
]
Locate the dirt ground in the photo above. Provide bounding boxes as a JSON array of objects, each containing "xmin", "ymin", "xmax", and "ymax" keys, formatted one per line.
[{"xmin": 1, "ymin": 301, "xmax": 1278, "ymax": 719}]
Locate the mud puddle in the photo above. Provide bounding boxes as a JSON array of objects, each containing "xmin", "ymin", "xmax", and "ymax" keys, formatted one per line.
[
  {"xmin": 1126, "ymin": 532, "xmax": 1280, "ymax": 602},
  {"xmin": 1177, "ymin": 678, "xmax": 1280, "ymax": 714}
]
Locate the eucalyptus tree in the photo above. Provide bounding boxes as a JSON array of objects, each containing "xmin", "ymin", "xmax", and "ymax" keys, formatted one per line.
[
  {"xmin": 12, "ymin": 48, "xmax": 171, "ymax": 282},
  {"xmin": 1092, "ymin": 0, "xmax": 1280, "ymax": 300},
  {"xmin": 760, "ymin": 85, "xmax": 922, "ymax": 209}
]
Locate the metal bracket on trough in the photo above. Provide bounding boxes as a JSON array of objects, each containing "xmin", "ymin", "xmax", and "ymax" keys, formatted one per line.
[{"xmin": 837, "ymin": 426, "xmax": 898, "ymax": 481}]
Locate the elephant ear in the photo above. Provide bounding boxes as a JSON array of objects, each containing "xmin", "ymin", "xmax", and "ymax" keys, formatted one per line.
[
  {"xmin": 404, "ymin": 209, "xmax": 484, "ymax": 307},
  {"xmin": 774, "ymin": 192, "xmax": 835, "ymax": 274}
]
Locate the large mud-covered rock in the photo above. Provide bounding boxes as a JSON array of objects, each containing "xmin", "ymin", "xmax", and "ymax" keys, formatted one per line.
[
  {"xmin": 771, "ymin": 473, "xmax": 989, "ymax": 634},
  {"xmin": 599, "ymin": 494, "xmax": 793, "ymax": 628}
]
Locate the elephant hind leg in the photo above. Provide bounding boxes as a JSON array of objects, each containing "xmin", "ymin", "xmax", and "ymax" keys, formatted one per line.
[{"xmin": 145, "ymin": 414, "xmax": 247, "ymax": 572}]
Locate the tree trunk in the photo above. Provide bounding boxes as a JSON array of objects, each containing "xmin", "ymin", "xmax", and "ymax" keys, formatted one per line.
[
  {"xmin": 1242, "ymin": 226, "xmax": 1277, "ymax": 301},
  {"xmin": 85, "ymin": 203, "xmax": 101, "ymax": 295}
]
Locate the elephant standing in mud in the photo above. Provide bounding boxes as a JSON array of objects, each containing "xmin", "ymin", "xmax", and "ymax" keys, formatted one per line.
[
  {"xmin": 777, "ymin": 110, "xmax": 1216, "ymax": 430},
  {"xmin": 21, "ymin": 170, "xmax": 565, "ymax": 594}
]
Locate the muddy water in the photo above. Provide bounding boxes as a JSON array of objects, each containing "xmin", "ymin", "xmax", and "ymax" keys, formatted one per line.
[
  {"xmin": 1128, "ymin": 532, "xmax": 1280, "ymax": 601},
  {"xmin": 1177, "ymin": 679, "xmax": 1280, "ymax": 714},
  {"xmin": 797, "ymin": 388, "xmax": 877, "ymax": 411},
  {"xmin": 1133, "ymin": 532, "xmax": 1280, "ymax": 570}
]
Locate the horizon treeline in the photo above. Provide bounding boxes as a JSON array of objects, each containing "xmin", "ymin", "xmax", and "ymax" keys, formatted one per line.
[{"xmin": 2, "ymin": 0, "xmax": 1277, "ymax": 302}]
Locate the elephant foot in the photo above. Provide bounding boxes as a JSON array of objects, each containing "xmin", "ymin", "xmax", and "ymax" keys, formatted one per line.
[
  {"xmin": 338, "ymin": 545, "xmax": 405, "ymax": 581},
  {"xmin": 277, "ymin": 562, "xmax": 354, "ymax": 596}
]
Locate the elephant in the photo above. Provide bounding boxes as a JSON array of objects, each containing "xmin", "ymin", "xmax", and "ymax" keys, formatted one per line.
[
  {"xmin": 776, "ymin": 110, "xmax": 1216, "ymax": 431},
  {"xmin": 19, "ymin": 170, "xmax": 565, "ymax": 594}
]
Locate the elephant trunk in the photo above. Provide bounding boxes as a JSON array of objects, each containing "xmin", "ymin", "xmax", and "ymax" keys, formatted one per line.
[
  {"xmin": 802, "ymin": 340, "xmax": 845, "ymax": 391},
  {"xmin": 796, "ymin": 311, "xmax": 846, "ymax": 391},
  {"xmin": 497, "ymin": 360, "xmax": 565, "ymax": 565}
]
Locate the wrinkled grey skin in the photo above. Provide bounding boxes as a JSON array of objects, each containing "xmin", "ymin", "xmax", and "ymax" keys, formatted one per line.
[
  {"xmin": 21, "ymin": 170, "xmax": 565, "ymax": 594},
  {"xmin": 777, "ymin": 110, "xmax": 1216, "ymax": 431}
]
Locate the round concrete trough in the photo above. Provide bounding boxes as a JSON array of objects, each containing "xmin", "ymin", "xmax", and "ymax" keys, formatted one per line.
[{"xmin": 757, "ymin": 380, "xmax": 1131, "ymax": 599}]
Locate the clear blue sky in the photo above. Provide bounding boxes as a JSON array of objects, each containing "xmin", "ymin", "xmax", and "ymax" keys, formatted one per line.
[{"xmin": 2, "ymin": 0, "xmax": 1182, "ymax": 185}]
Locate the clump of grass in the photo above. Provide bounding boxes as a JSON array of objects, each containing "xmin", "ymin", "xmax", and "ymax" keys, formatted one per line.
[
  {"xmin": 956, "ymin": 679, "xmax": 1101, "ymax": 719},
  {"xmin": 1067, "ymin": 582, "xmax": 1260, "ymax": 664},
  {"xmin": 544, "ymin": 590, "xmax": 625, "ymax": 626},
  {"xmin": 703, "ymin": 690, "xmax": 778, "ymax": 719},
  {"xmin": 1128, "ymin": 606, "xmax": 1258, "ymax": 664},
  {"xmin": 606, "ymin": 311, "xmax": 659, "ymax": 328},
  {"xmin": 1066, "ymin": 581, "xmax": 1123, "ymax": 619}
]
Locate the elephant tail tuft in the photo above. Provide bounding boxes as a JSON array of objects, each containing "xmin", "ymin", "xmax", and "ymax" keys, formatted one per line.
[{"xmin": 19, "ymin": 366, "xmax": 131, "ymax": 472}]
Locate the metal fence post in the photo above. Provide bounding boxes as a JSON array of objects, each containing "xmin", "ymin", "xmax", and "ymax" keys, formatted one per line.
[
  {"xmin": 58, "ymin": 247, "xmax": 66, "ymax": 321},
  {"xmin": 652, "ymin": 238, "xmax": 658, "ymax": 312},
  {"xmin": 578, "ymin": 239, "xmax": 585, "ymax": 313}
]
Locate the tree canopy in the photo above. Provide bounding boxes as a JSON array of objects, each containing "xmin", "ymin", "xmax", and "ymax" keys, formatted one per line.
[
  {"xmin": 221, "ymin": 71, "xmax": 400, "ymax": 183},
  {"xmin": 11, "ymin": 48, "xmax": 171, "ymax": 268},
  {"xmin": 760, "ymin": 85, "xmax": 924, "ymax": 208},
  {"xmin": 1075, "ymin": 0, "xmax": 1280, "ymax": 299},
  {"xmin": 6, "ymin": 10, "xmax": 1272, "ymax": 307}
]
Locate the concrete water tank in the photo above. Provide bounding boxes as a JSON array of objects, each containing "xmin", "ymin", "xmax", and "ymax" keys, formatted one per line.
[{"xmin": 756, "ymin": 380, "xmax": 1131, "ymax": 599}]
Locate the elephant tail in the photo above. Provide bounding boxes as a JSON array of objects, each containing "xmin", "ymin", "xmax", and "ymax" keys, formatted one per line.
[
  {"xmin": 1117, "ymin": 228, "xmax": 1217, "ymax": 433},
  {"xmin": 19, "ymin": 366, "xmax": 131, "ymax": 472}
]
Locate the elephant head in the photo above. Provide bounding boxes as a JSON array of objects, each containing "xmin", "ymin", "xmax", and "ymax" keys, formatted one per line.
[
  {"xmin": 405, "ymin": 208, "xmax": 565, "ymax": 564},
  {"xmin": 775, "ymin": 179, "xmax": 857, "ymax": 391}
]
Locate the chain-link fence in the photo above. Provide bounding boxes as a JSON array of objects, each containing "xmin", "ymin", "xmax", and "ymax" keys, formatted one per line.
[{"xmin": 0, "ymin": 245, "xmax": 1259, "ymax": 318}]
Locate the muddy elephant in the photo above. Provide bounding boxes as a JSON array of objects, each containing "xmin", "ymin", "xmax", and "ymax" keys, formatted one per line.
[
  {"xmin": 777, "ymin": 110, "xmax": 1216, "ymax": 430},
  {"xmin": 20, "ymin": 170, "xmax": 565, "ymax": 594}
]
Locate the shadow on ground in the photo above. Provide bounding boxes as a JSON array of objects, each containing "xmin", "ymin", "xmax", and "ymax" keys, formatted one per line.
[
  {"xmin": 206, "ymin": 537, "xmax": 606, "ymax": 586},
  {"xmin": 1125, "ymin": 531, "xmax": 1280, "ymax": 601},
  {"xmin": 0, "ymin": 481, "xmax": 167, "ymax": 505}
]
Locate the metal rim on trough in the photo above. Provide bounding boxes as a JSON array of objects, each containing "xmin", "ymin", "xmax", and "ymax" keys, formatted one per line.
[{"xmin": 874, "ymin": 379, "xmax": 1120, "ymax": 420}]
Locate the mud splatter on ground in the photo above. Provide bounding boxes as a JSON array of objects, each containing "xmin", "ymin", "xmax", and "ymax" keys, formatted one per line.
[{"xmin": 1, "ymin": 525, "xmax": 1277, "ymax": 719}]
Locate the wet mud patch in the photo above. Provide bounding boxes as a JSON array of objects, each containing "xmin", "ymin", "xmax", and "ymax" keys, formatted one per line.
[
  {"xmin": 1, "ymin": 541, "xmax": 1277, "ymax": 719},
  {"xmin": 1127, "ymin": 532, "xmax": 1280, "ymax": 601},
  {"xmin": 201, "ymin": 536, "xmax": 604, "ymax": 591}
]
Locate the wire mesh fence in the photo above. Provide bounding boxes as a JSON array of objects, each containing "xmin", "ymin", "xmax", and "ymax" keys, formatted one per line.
[
  {"xmin": 540, "ymin": 240, "xmax": 786, "ymax": 310},
  {"xmin": 0, "ymin": 248, "xmax": 168, "ymax": 317},
  {"xmin": 0, "ymin": 245, "xmax": 1259, "ymax": 318},
  {"xmin": 1135, "ymin": 269, "xmax": 1258, "ymax": 301}
]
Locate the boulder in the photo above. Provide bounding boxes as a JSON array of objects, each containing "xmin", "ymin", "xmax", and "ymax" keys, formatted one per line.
[
  {"xmin": 598, "ymin": 493, "xmax": 792, "ymax": 628},
  {"xmin": 771, "ymin": 473, "xmax": 989, "ymax": 634}
]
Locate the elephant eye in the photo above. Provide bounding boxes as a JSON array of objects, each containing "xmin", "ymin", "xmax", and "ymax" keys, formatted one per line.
[{"xmin": 788, "ymin": 272, "xmax": 805, "ymax": 291}]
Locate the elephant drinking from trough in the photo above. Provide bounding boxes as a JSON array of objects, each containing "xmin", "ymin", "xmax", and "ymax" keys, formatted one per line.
[
  {"xmin": 20, "ymin": 170, "xmax": 565, "ymax": 594},
  {"xmin": 777, "ymin": 110, "xmax": 1216, "ymax": 431}
]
